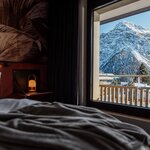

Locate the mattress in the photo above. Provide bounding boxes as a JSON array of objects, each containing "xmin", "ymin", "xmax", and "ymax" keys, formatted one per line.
[{"xmin": 0, "ymin": 99, "xmax": 149, "ymax": 150}]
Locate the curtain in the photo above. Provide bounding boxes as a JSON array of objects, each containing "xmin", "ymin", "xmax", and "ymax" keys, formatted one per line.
[{"xmin": 48, "ymin": 0, "xmax": 78, "ymax": 104}]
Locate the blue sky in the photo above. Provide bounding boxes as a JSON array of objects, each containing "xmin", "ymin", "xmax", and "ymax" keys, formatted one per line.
[{"xmin": 100, "ymin": 10, "xmax": 150, "ymax": 34}]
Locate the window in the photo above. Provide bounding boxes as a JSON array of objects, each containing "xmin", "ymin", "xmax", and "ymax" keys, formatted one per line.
[{"xmin": 92, "ymin": 0, "xmax": 150, "ymax": 110}]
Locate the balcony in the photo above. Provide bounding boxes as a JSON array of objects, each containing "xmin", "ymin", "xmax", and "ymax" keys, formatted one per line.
[{"xmin": 98, "ymin": 75, "xmax": 150, "ymax": 108}]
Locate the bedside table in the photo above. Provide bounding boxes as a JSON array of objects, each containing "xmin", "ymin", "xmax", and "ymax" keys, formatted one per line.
[{"xmin": 8, "ymin": 91, "xmax": 55, "ymax": 102}]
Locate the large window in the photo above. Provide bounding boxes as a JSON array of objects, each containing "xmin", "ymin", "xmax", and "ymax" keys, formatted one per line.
[{"xmin": 92, "ymin": 0, "xmax": 150, "ymax": 109}]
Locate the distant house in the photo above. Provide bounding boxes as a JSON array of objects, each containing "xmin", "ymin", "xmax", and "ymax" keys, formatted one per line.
[
  {"xmin": 121, "ymin": 82, "xmax": 128, "ymax": 86},
  {"xmin": 99, "ymin": 73, "xmax": 115, "ymax": 85},
  {"xmin": 134, "ymin": 83, "xmax": 150, "ymax": 88}
]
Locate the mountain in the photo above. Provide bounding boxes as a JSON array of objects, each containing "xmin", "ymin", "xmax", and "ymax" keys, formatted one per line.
[{"xmin": 100, "ymin": 22, "xmax": 150, "ymax": 75}]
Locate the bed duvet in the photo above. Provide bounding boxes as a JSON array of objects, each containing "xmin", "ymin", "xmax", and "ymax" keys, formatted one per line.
[{"xmin": 0, "ymin": 101, "xmax": 149, "ymax": 150}]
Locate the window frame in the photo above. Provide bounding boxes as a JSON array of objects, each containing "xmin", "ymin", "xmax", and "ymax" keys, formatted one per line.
[{"xmin": 86, "ymin": 0, "xmax": 150, "ymax": 119}]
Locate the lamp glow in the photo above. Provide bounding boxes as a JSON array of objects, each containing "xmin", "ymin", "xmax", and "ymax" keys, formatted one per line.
[{"xmin": 28, "ymin": 74, "xmax": 36, "ymax": 92}]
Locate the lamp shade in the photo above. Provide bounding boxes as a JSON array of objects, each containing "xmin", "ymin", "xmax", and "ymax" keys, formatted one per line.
[{"xmin": 28, "ymin": 74, "xmax": 36, "ymax": 92}]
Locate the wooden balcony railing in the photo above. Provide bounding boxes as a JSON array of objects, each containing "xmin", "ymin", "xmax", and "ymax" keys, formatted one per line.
[{"xmin": 99, "ymin": 85, "xmax": 150, "ymax": 107}]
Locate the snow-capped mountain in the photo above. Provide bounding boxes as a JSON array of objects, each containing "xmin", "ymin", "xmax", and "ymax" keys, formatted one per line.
[{"xmin": 100, "ymin": 22, "xmax": 150, "ymax": 75}]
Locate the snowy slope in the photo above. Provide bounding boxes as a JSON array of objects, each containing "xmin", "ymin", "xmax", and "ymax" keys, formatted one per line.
[
  {"xmin": 100, "ymin": 22, "xmax": 150, "ymax": 74},
  {"xmin": 132, "ymin": 50, "xmax": 150, "ymax": 70}
]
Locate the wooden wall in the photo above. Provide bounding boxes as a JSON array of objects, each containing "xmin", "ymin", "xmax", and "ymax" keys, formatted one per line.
[{"xmin": 0, "ymin": 63, "xmax": 48, "ymax": 98}]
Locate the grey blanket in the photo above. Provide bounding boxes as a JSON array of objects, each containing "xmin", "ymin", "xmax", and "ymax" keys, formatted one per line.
[{"xmin": 0, "ymin": 101, "xmax": 149, "ymax": 150}]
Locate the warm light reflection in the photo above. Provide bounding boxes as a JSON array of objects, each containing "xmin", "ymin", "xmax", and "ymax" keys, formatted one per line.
[{"xmin": 0, "ymin": 64, "xmax": 3, "ymax": 68}]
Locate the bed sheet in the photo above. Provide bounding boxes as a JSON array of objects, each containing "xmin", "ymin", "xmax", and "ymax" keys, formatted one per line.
[{"xmin": 0, "ymin": 101, "xmax": 149, "ymax": 150}]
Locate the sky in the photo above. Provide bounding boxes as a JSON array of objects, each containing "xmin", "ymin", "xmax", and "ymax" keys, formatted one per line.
[{"xmin": 100, "ymin": 10, "xmax": 150, "ymax": 34}]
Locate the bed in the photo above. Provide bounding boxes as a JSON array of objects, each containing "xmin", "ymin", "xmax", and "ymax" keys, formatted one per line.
[{"xmin": 0, "ymin": 99, "xmax": 149, "ymax": 150}]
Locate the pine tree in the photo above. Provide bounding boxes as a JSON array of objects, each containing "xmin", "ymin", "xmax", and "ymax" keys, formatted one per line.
[{"xmin": 137, "ymin": 63, "xmax": 150, "ymax": 84}]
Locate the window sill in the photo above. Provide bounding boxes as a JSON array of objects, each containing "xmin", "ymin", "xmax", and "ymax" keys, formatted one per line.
[{"xmin": 87, "ymin": 101, "xmax": 150, "ymax": 119}]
